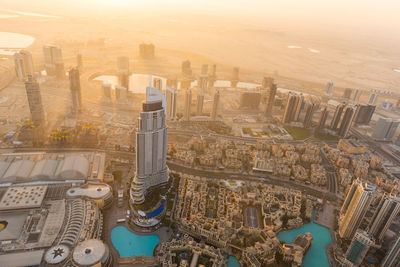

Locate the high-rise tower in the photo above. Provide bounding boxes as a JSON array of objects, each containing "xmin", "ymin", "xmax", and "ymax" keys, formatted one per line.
[
  {"xmin": 381, "ymin": 235, "xmax": 400, "ymax": 267},
  {"xmin": 208, "ymin": 64, "xmax": 217, "ymax": 88},
  {"xmin": 129, "ymin": 85, "xmax": 169, "ymax": 228},
  {"xmin": 338, "ymin": 105, "xmax": 356, "ymax": 138},
  {"xmin": 318, "ymin": 106, "xmax": 329, "ymax": 129},
  {"xmin": 352, "ymin": 89, "xmax": 362, "ymax": 103},
  {"xmin": 265, "ymin": 83, "xmax": 277, "ymax": 117},
  {"xmin": 372, "ymin": 118, "xmax": 400, "ymax": 141},
  {"xmin": 14, "ymin": 50, "xmax": 34, "ymax": 81},
  {"xmin": 339, "ymin": 179, "xmax": 375, "ymax": 239},
  {"xmin": 43, "ymin": 45, "xmax": 64, "ymax": 78},
  {"xmin": 368, "ymin": 92, "xmax": 379, "ymax": 105},
  {"xmin": 368, "ymin": 193, "xmax": 400, "ymax": 242},
  {"xmin": 282, "ymin": 92, "xmax": 297, "ymax": 124},
  {"xmin": 184, "ymin": 89, "xmax": 192, "ymax": 121},
  {"xmin": 69, "ymin": 67, "xmax": 82, "ymax": 113},
  {"xmin": 344, "ymin": 230, "xmax": 374, "ymax": 266},
  {"xmin": 353, "ymin": 104, "xmax": 375, "ymax": 125},
  {"xmin": 325, "ymin": 81, "xmax": 334, "ymax": 96},
  {"xmin": 166, "ymin": 87, "xmax": 177, "ymax": 120},
  {"xmin": 24, "ymin": 76, "xmax": 45, "ymax": 126},
  {"xmin": 330, "ymin": 103, "xmax": 345, "ymax": 130},
  {"xmin": 230, "ymin": 67, "xmax": 239, "ymax": 88},
  {"xmin": 211, "ymin": 90, "xmax": 220, "ymax": 120},
  {"xmin": 130, "ymin": 86, "xmax": 168, "ymax": 205},
  {"xmin": 117, "ymin": 56, "xmax": 130, "ymax": 90}
]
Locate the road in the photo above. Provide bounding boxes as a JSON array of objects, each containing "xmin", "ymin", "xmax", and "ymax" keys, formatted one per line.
[
  {"xmin": 351, "ymin": 128, "xmax": 400, "ymax": 165},
  {"xmin": 167, "ymin": 161, "xmax": 338, "ymax": 201}
]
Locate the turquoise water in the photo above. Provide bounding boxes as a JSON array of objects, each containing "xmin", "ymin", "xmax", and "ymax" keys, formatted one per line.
[
  {"xmin": 227, "ymin": 256, "xmax": 241, "ymax": 267},
  {"xmin": 224, "ymin": 254, "xmax": 241, "ymax": 267},
  {"xmin": 277, "ymin": 214, "xmax": 332, "ymax": 267},
  {"xmin": 111, "ymin": 225, "xmax": 160, "ymax": 257}
]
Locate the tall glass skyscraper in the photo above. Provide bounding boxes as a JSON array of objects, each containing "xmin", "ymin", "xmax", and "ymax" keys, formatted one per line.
[
  {"xmin": 339, "ymin": 179, "xmax": 375, "ymax": 239},
  {"xmin": 381, "ymin": 235, "xmax": 400, "ymax": 267},
  {"xmin": 130, "ymin": 86, "xmax": 168, "ymax": 204},
  {"xmin": 129, "ymin": 85, "xmax": 169, "ymax": 228}
]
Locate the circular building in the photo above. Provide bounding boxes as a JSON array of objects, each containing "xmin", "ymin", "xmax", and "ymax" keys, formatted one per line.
[
  {"xmin": 72, "ymin": 239, "xmax": 113, "ymax": 267},
  {"xmin": 44, "ymin": 245, "xmax": 70, "ymax": 266}
]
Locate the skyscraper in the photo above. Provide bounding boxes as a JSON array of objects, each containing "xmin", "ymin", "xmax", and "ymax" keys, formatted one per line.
[
  {"xmin": 318, "ymin": 106, "xmax": 329, "ymax": 129},
  {"xmin": 43, "ymin": 45, "xmax": 64, "ymax": 78},
  {"xmin": 353, "ymin": 104, "xmax": 376, "ymax": 125},
  {"xmin": 303, "ymin": 101, "xmax": 319, "ymax": 128},
  {"xmin": 77, "ymin": 54, "xmax": 83, "ymax": 71},
  {"xmin": 282, "ymin": 92, "xmax": 297, "ymax": 124},
  {"xmin": 69, "ymin": 68, "xmax": 82, "ymax": 113},
  {"xmin": 343, "ymin": 88, "xmax": 353, "ymax": 99},
  {"xmin": 208, "ymin": 64, "xmax": 217, "ymax": 88},
  {"xmin": 166, "ymin": 87, "xmax": 177, "ymax": 120},
  {"xmin": 129, "ymin": 86, "xmax": 169, "ymax": 229},
  {"xmin": 265, "ymin": 83, "xmax": 277, "ymax": 117},
  {"xmin": 197, "ymin": 74, "xmax": 207, "ymax": 115},
  {"xmin": 115, "ymin": 86, "xmax": 128, "ymax": 104},
  {"xmin": 24, "ymin": 76, "xmax": 45, "ymax": 126},
  {"xmin": 117, "ymin": 56, "xmax": 130, "ymax": 90},
  {"xmin": 101, "ymin": 83, "xmax": 112, "ymax": 103},
  {"xmin": 14, "ymin": 50, "xmax": 34, "ymax": 81},
  {"xmin": 372, "ymin": 118, "xmax": 400, "ymax": 141},
  {"xmin": 130, "ymin": 86, "xmax": 168, "ymax": 205},
  {"xmin": 231, "ymin": 67, "xmax": 239, "ymax": 88},
  {"xmin": 181, "ymin": 60, "xmax": 192, "ymax": 77},
  {"xmin": 184, "ymin": 88, "xmax": 192, "ymax": 121},
  {"xmin": 337, "ymin": 105, "xmax": 356, "ymax": 138},
  {"xmin": 211, "ymin": 90, "xmax": 220, "ymax": 120},
  {"xmin": 352, "ymin": 89, "xmax": 362, "ymax": 103},
  {"xmin": 381, "ymin": 235, "xmax": 400, "ymax": 267},
  {"xmin": 293, "ymin": 93, "xmax": 305, "ymax": 122},
  {"xmin": 339, "ymin": 179, "xmax": 375, "ymax": 239},
  {"xmin": 153, "ymin": 78, "xmax": 162, "ymax": 90},
  {"xmin": 326, "ymin": 81, "xmax": 334, "ymax": 96},
  {"xmin": 330, "ymin": 103, "xmax": 345, "ymax": 130},
  {"xmin": 139, "ymin": 43, "xmax": 155, "ymax": 59},
  {"xmin": 344, "ymin": 230, "xmax": 374, "ymax": 266},
  {"xmin": 196, "ymin": 94, "xmax": 204, "ymax": 115},
  {"xmin": 368, "ymin": 92, "xmax": 379, "ymax": 105},
  {"xmin": 368, "ymin": 193, "xmax": 400, "ymax": 242}
]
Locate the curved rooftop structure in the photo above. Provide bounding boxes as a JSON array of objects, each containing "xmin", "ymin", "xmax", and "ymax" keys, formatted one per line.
[
  {"xmin": 56, "ymin": 155, "xmax": 89, "ymax": 180},
  {"xmin": 72, "ymin": 239, "xmax": 110, "ymax": 267},
  {"xmin": 44, "ymin": 244, "xmax": 70, "ymax": 265},
  {"xmin": 30, "ymin": 159, "xmax": 59, "ymax": 180},
  {"xmin": 0, "ymin": 152, "xmax": 105, "ymax": 184},
  {"xmin": 3, "ymin": 160, "xmax": 35, "ymax": 182},
  {"xmin": 67, "ymin": 184, "xmax": 111, "ymax": 200}
]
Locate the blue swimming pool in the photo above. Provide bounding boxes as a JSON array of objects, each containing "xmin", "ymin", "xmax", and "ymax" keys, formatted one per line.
[
  {"xmin": 224, "ymin": 254, "xmax": 241, "ymax": 267},
  {"xmin": 111, "ymin": 225, "xmax": 160, "ymax": 257},
  {"xmin": 277, "ymin": 213, "xmax": 332, "ymax": 267}
]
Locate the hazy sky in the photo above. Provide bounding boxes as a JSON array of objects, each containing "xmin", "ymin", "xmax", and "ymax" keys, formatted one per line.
[{"xmin": 2, "ymin": 0, "xmax": 400, "ymax": 32}]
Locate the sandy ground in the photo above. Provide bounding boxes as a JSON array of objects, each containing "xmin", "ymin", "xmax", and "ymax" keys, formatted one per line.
[{"xmin": 0, "ymin": 13, "xmax": 399, "ymax": 97}]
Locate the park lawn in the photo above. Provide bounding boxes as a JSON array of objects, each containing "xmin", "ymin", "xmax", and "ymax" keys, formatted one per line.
[{"xmin": 284, "ymin": 126, "xmax": 310, "ymax": 140}]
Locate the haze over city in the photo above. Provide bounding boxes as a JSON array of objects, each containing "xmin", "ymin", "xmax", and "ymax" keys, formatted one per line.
[{"xmin": 0, "ymin": 0, "xmax": 400, "ymax": 267}]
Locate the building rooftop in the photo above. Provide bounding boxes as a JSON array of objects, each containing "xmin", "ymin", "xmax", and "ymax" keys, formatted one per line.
[
  {"xmin": 72, "ymin": 239, "xmax": 107, "ymax": 266},
  {"xmin": 0, "ymin": 211, "xmax": 29, "ymax": 241},
  {"xmin": 0, "ymin": 185, "xmax": 47, "ymax": 210},
  {"xmin": 0, "ymin": 152, "xmax": 105, "ymax": 184},
  {"xmin": 0, "ymin": 250, "xmax": 44, "ymax": 267},
  {"xmin": 66, "ymin": 184, "xmax": 111, "ymax": 199}
]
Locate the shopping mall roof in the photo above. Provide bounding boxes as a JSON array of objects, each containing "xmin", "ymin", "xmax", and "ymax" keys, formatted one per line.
[
  {"xmin": 0, "ymin": 152, "xmax": 105, "ymax": 184},
  {"xmin": 0, "ymin": 185, "xmax": 47, "ymax": 210}
]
